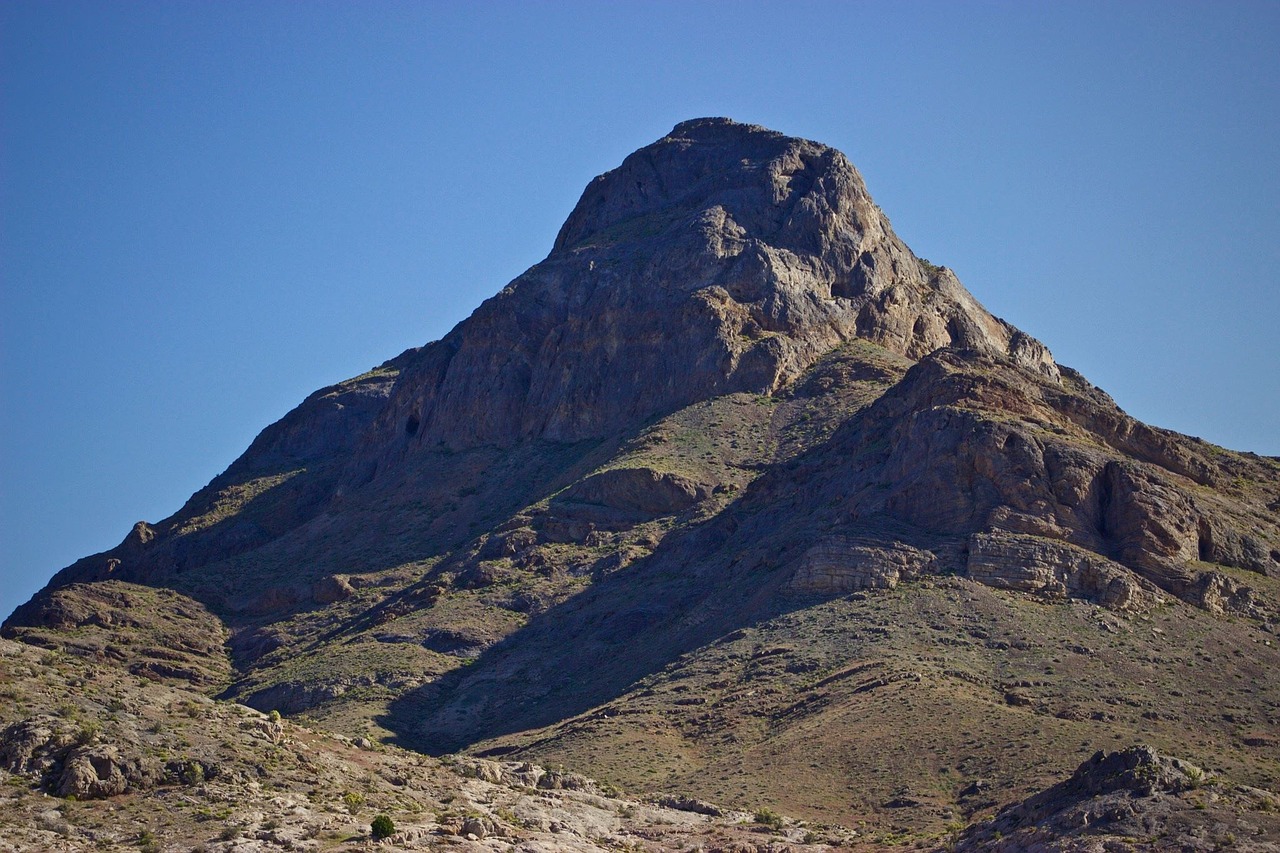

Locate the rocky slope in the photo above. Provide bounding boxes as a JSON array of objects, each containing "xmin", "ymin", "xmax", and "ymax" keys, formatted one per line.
[
  {"xmin": 0, "ymin": 637, "xmax": 846, "ymax": 852},
  {"xmin": 5, "ymin": 118, "xmax": 1279, "ymax": 846},
  {"xmin": 3, "ymin": 636, "xmax": 1273, "ymax": 851},
  {"xmin": 955, "ymin": 746, "xmax": 1280, "ymax": 852}
]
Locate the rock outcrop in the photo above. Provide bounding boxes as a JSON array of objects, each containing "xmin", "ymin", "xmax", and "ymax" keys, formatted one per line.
[
  {"xmin": 967, "ymin": 531, "xmax": 1161, "ymax": 610},
  {"xmin": 785, "ymin": 348, "xmax": 1280, "ymax": 613},
  {"xmin": 786, "ymin": 536, "xmax": 936, "ymax": 594},
  {"xmin": 0, "ymin": 715, "xmax": 166, "ymax": 800},
  {"xmin": 1, "ymin": 580, "xmax": 231, "ymax": 686}
]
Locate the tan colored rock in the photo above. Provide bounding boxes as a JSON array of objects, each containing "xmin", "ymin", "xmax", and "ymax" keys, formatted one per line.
[
  {"xmin": 967, "ymin": 531, "xmax": 1159, "ymax": 610},
  {"xmin": 813, "ymin": 349, "xmax": 1279, "ymax": 611},
  {"xmin": 56, "ymin": 746, "xmax": 134, "ymax": 799},
  {"xmin": 786, "ymin": 536, "xmax": 936, "ymax": 594},
  {"xmin": 1192, "ymin": 570, "xmax": 1266, "ymax": 617}
]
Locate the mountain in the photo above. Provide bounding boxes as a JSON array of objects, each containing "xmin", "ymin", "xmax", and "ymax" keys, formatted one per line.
[{"xmin": 4, "ymin": 118, "xmax": 1279, "ymax": 850}]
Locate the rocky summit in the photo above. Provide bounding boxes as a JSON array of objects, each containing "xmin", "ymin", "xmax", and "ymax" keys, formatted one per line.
[{"xmin": 3, "ymin": 118, "xmax": 1279, "ymax": 852}]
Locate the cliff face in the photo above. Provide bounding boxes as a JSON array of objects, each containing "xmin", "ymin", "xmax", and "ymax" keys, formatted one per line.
[
  {"xmin": 5, "ymin": 118, "xmax": 1279, "ymax": 840},
  {"xmin": 371, "ymin": 117, "xmax": 1056, "ymax": 456}
]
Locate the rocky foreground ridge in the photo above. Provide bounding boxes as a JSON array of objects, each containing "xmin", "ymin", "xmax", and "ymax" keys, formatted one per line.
[{"xmin": 4, "ymin": 118, "xmax": 1279, "ymax": 848}]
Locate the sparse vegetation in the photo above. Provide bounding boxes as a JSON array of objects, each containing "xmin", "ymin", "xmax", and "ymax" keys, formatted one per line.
[
  {"xmin": 74, "ymin": 720, "xmax": 99, "ymax": 745},
  {"xmin": 180, "ymin": 760, "xmax": 205, "ymax": 786}
]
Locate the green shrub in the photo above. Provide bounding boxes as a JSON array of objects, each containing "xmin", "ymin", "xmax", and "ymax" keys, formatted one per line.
[
  {"xmin": 181, "ymin": 761, "xmax": 205, "ymax": 786},
  {"xmin": 754, "ymin": 807, "xmax": 783, "ymax": 829},
  {"xmin": 370, "ymin": 814, "xmax": 395, "ymax": 840},
  {"xmin": 918, "ymin": 257, "xmax": 943, "ymax": 276},
  {"xmin": 342, "ymin": 791, "xmax": 365, "ymax": 814}
]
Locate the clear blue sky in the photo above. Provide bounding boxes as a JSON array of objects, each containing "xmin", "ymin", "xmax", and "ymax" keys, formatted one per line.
[{"xmin": 3, "ymin": 1, "xmax": 1277, "ymax": 619}]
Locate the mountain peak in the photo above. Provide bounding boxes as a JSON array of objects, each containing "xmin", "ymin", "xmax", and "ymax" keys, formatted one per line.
[
  {"xmin": 5, "ymin": 120, "xmax": 1279, "ymax": 849},
  {"xmin": 553, "ymin": 116, "xmax": 850, "ymax": 255},
  {"xmin": 403, "ymin": 118, "xmax": 1059, "ymax": 448}
]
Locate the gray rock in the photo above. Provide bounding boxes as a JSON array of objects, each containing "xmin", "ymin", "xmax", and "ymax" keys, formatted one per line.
[
  {"xmin": 460, "ymin": 816, "xmax": 488, "ymax": 838},
  {"xmin": 375, "ymin": 118, "xmax": 1058, "ymax": 459},
  {"xmin": 956, "ymin": 746, "xmax": 1216, "ymax": 851},
  {"xmin": 0, "ymin": 716, "xmax": 66, "ymax": 776}
]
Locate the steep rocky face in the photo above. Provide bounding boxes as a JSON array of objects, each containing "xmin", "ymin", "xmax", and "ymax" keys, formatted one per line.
[
  {"xmin": 370, "ymin": 117, "xmax": 1056, "ymax": 457},
  {"xmin": 5, "ymin": 118, "xmax": 1280, "ymax": 843},
  {"xmin": 786, "ymin": 349, "xmax": 1280, "ymax": 611}
]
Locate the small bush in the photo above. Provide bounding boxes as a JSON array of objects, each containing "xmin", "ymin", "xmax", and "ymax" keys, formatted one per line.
[
  {"xmin": 371, "ymin": 814, "xmax": 395, "ymax": 840},
  {"xmin": 181, "ymin": 761, "xmax": 205, "ymax": 786},
  {"xmin": 1185, "ymin": 766, "xmax": 1206, "ymax": 788},
  {"xmin": 754, "ymin": 807, "xmax": 783, "ymax": 829},
  {"xmin": 342, "ymin": 791, "xmax": 365, "ymax": 814}
]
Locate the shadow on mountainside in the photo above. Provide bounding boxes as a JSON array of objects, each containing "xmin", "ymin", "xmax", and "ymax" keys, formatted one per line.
[
  {"xmin": 377, "ymin": 401, "xmax": 950, "ymax": 755},
  {"xmin": 378, "ymin": 515, "xmax": 793, "ymax": 754},
  {"xmin": 378, "ymin": 347, "xmax": 1280, "ymax": 756}
]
